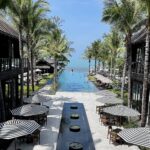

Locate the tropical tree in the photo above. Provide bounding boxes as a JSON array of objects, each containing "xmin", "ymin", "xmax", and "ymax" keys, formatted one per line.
[
  {"xmin": 102, "ymin": 0, "xmax": 142, "ymax": 106},
  {"xmin": 23, "ymin": 0, "xmax": 49, "ymax": 92},
  {"xmin": 84, "ymin": 46, "xmax": 93, "ymax": 74},
  {"xmin": 101, "ymin": 30, "xmax": 122, "ymax": 79},
  {"xmin": 139, "ymin": 0, "xmax": 150, "ymax": 127},
  {"xmin": 91, "ymin": 40, "xmax": 101, "ymax": 74},
  {"xmin": 43, "ymin": 27, "xmax": 73, "ymax": 90},
  {"xmin": 8, "ymin": 0, "xmax": 28, "ymax": 104}
]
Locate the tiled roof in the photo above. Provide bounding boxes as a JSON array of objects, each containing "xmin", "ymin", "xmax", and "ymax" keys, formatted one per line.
[
  {"xmin": 36, "ymin": 58, "xmax": 54, "ymax": 66},
  {"xmin": 131, "ymin": 26, "xmax": 146, "ymax": 44},
  {"xmin": 0, "ymin": 18, "xmax": 19, "ymax": 39}
]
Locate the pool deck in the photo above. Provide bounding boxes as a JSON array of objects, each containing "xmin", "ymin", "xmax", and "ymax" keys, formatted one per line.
[{"xmin": 8, "ymin": 87, "xmax": 139, "ymax": 150}]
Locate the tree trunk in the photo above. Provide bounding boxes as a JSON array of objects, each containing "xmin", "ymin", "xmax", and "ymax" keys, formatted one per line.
[
  {"xmin": 89, "ymin": 59, "xmax": 91, "ymax": 75},
  {"xmin": 19, "ymin": 29, "xmax": 23, "ymax": 105},
  {"xmin": 95, "ymin": 57, "xmax": 97, "ymax": 74},
  {"xmin": 113, "ymin": 54, "xmax": 117, "ymax": 79},
  {"xmin": 121, "ymin": 51, "xmax": 127, "ymax": 99},
  {"xmin": 141, "ymin": 29, "xmax": 150, "ymax": 127},
  {"xmin": 110, "ymin": 56, "xmax": 113, "ymax": 79},
  {"xmin": 102, "ymin": 62, "xmax": 105, "ymax": 70},
  {"xmin": 27, "ymin": 60, "xmax": 30, "ymax": 97},
  {"xmin": 98, "ymin": 60, "xmax": 101, "ymax": 71},
  {"xmin": 26, "ymin": 33, "xmax": 32, "ymax": 94},
  {"xmin": 53, "ymin": 58, "xmax": 57, "ymax": 91},
  {"xmin": 31, "ymin": 50, "xmax": 34, "ymax": 92},
  {"xmin": 127, "ymin": 34, "xmax": 132, "ymax": 108},
  {"xmin": 0, "ymin": 81, "xmax": 5, "ymax": 121}
]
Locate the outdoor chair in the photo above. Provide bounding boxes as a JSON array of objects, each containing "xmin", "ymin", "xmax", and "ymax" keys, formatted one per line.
[
  {"xmin": 96, "ymin": 106, "xmax": 100, "ymax": 114},
  {"xmin": 100, "ymin": 115, "xmax": 109, "ymax": 125},
  {"xmin": 43, "ymin": 105, "xmax": 49, "ymax": 114},
  {"xmin": 38, "ymin": 113, "xmax": 47, "ymax": 125},
  {"xmin": 107, "ymin": 125, "xmax": 112, "ymax": 139},
  {"xmin": 32, "ymin": 129, "xmax": 40, "ymax": 144},
  {"xmin": 109, "ymin": 128, "xmax": 122, "ymax": 144}
]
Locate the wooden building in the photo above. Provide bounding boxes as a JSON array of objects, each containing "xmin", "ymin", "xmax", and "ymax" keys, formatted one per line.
[
  {"xmin": 131, "ymin": 26, "xmax": 150, "ymax": 124},
  {"xmin": 36, "ymin": 58, "xmax": 54, "ymax": 74},
  {"xmin": 0, "ymin": 19, "xmax": 29, "ymax": 122}
]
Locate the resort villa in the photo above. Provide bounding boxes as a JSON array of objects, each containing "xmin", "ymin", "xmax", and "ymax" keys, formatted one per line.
[
  {"xmin": 0, "ymin": 0, "xmax": 150, "ymax": 150},
  {"xmin": 131, "ymin": 26, "xmax": 150, "ymax": 124},
  {"xmin": 36, "ymin": 58, "xmax": 54, "ymax": 74},
  {"xmin": 0, "ymin": 18, "xmax": 29, "ymax": 122}
]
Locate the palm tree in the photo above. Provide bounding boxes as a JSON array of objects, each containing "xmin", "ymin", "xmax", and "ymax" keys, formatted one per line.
[
  {"xmin": 91, "ymin": 40, "xmax": 101, "ymax": 74},
  {"xmin": 84, "ymin": 46, "xmax": 92, "ymax": 75},
  {"xmin": 102, "ymin": 0, "xmax": 142, "ymax": 107},
  {"xmin": 139, "ymin": 0, "xmax": 150, "ymax": 127},
  {"xmin": 101, "ymin": 30, "xmax": 121, "ymax": 79},
  {"xmin": 23, "ymin": 0, "xmax": 49, "ymax": 92},
  {"xmin": 43, "ymin": 27, "xmax": 73, "ymax": 90},
  {"xmin": 8, "ymin": 0, "xmax": 27, "ymax": 104}
]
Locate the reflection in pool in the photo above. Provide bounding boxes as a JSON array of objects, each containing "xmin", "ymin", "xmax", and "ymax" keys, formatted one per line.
[{"xmin": 58, "ymin": 69, "xmax": 98, "ymax": 92}]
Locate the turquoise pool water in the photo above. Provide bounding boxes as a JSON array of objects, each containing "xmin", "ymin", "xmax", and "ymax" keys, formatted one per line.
[{"xmin": 58, "ymin": 68, "xmax": 98, "ymax": 92}]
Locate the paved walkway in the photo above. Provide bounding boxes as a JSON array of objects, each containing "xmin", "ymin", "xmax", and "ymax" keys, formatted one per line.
[{"xmin": 8, "ymin": 89, "xmax": 139, "ymax": 150}]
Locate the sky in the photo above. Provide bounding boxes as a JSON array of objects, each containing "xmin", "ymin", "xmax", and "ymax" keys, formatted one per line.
[{"xmin": 47, "ymin": 0, "xmax": 110, "ymax": 69}]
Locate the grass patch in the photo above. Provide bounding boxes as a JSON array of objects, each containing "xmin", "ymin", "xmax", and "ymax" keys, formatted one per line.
[
  {"xmin": 88, "ymin": 75, "xmax": 96, "ymax": 82},
  {"xmin": 22, "ymin": 73, "xmax": 54, "ymax": 95}
]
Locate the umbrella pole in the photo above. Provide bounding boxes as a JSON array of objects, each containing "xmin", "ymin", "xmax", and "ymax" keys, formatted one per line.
[{"xmin": 14, "ymin": 138, "xmax": 16, "ymax": 150}]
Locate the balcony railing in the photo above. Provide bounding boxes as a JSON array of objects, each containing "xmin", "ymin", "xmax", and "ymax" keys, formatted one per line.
[
  {"xmin": 131, "ymin": 62, "xmax": 144, "ymax": 74},
  {"xmin": 0, "ymin": 58, "xmax": 28, "ymax": 72}
]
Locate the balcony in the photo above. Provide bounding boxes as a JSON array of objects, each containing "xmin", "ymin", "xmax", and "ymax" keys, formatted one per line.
[
  {"xmin": 131, "ymin": 62, "xmax": 144, "ymax": 81},
  {"xmin": 0, "ymin": 58, "xmax": 29, "ymax": 80},
  {"xmin": 131, "ymin": 62, "xmax": 144, "ymax": 74}
]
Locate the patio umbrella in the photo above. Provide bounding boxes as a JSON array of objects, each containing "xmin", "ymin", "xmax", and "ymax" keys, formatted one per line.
[
  {"xmin": 97, "ymin": 96, "xmax": 123, "ymax": 105},
  {"xmin": 35, "ymin": 69, "xmax": 41, "ymax": 72},
  {"xmin": 23, "ymin": 93, "xmax": 51, "ymax": 104},
  {"xmin": 95, "ymin": 74, "xmax": 112, "ymax": 84},
  {"xmin": 32, "ymin": 93, "xmax": 52, "ymax": 104},
  {"xmin": 11, "ymin": 104, "xmax": 49, "ymax": 117},
  {"xmin": 0, "ymin": 119, "xmax": 40, "ymax": 139},
  {"xmin": 0, "ymin": 119, "xmax": 40, "ymax": 149},
  {"xmin": 118, "ymin": 127, "xmax": 150, "ymax": 148},
  {"xmin": 103, "ymin": 105, "xmax": 140, "ymax": 117}
]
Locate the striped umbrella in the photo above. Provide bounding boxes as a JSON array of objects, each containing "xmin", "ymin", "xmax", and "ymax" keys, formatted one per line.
[
  {"xmin": 118, "ymin": 127, "xmax": 150, "ymax": 148},
  {"xmin": 97, "ymin": 96, "xmax": 123, "ymax": 105},
  {"xmin": 11, "ymin": 104, "xmax": 48, "ymax": 117},
  {"xmin": 24, "ymin": 93, "xmax": 51, "ymax": 104},
  {"xmin": 33, "ymin": 93, "xmax": 51, "ymax": 103},
  {"xmin": 0, "ymin": 119, "xmax": 40, "ymax": 139},
  {"xmin": 103, "ymin": 105, "xmax": 140, "ymax": 117}
]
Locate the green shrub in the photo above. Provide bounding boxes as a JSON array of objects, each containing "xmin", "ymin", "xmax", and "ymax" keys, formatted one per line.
[
  {"xmin": 139, "ymin": 146, "xmax": 150, "ymax": 150},
  {"xmin": 123, "ymin": 120, "xmax": 138, "ymax": 128},
  {"xmin": 112, "ymin": 80, "xmax": 121, "ymax": 90}
]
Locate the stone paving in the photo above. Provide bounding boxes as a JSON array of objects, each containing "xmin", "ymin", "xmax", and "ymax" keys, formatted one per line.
[{"xmin": 8, "ymin": 89, "xmax": 139, "ymax": 150}]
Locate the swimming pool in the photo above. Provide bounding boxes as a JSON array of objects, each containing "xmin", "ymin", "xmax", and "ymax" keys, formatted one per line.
[{"xmin": 58, "ymin": 68, "xmax": 98, "ymax": 92}]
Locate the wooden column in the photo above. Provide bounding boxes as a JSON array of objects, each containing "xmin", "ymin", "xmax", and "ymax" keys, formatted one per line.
[
  {"xmin": 0, "ymin": 80, "xmax": 6, "ymax": 121},
  {"xmin": 15, "ymin": 77, "xmax": 19, "ymax": 107},
  {"xmin": 27, "ymin": 60, "xmax": 30, "ymax": 97},
  {"xmin": 11, "ymin": 79, "xmax": 16, "ymax": 108}
]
